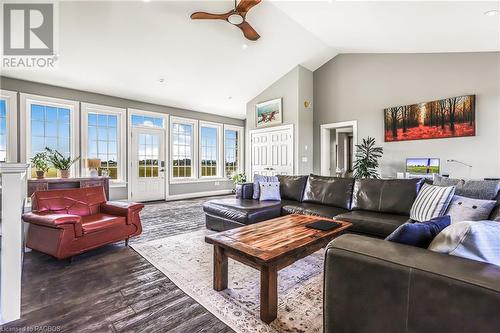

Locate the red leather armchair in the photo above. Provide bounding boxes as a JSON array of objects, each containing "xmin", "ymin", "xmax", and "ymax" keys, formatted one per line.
[{"xmin": 22, "ymin": 186, "xmax": 144, "ymax": 260}]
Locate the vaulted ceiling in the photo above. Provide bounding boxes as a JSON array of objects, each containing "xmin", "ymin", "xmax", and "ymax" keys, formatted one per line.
[{"xmin": 2, "ymin": 1, "xmax": 498, "ymax": 119}]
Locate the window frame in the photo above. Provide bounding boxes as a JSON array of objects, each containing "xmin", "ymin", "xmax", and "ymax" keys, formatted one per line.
[
  {"xmin": 81, "ymin": 102, "xmax": 126, "ymax": 183},
  {"xmin": 170, "ymin": 116, "xmax": 198, "ymax": 183},
  {"xmin": 199, "ymin": 121, "xmax": 223, "ymax": 179},
  {"xmin": 223, "ymin": 124, "xmax": 244, "ymax": 179},
  {"xmin": 20, "ymin": 93, "xmax": 80, "ymax": 178},
  {"xmin": 0, "ymin": 90, "xmax": 18, "ymax": 163}
]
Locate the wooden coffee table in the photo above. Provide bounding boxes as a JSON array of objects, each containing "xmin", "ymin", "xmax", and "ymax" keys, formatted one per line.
[{"xmin": 205, "ymin": 214, "xmax": 352, "ymax": 323}]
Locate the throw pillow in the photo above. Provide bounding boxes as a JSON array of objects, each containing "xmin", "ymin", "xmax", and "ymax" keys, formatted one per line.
[
  {"xmin": 410, "ymin": 183, "xmax": 455, "ymax": 222},
  {"xmin": 433, "ymin": 175, "xmax": 465, "ymax": 187},
  {"xmin": 259, "ymin": 182, "xmax": 281, "ymax": 201},
  {"xmin": 429, "ymin": 220, "xmax": 500, "ymax": 266},
  {"xmin": 253, "ymin": 175, "xmax": 278, "ymax": 199},
  {"xmin": 385, "ymin": 215, "xmax": 451, "ymax": 248},
  {"xmin": 456, "ymin": 180, "xmax": 500, "ymax": 200},
  {"xmin": 445, "ymin": 195, "xmax": 496, "ymax": 224}
]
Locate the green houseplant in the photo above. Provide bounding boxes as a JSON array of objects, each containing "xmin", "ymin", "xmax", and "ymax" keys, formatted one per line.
[
  {"xmin": 353, "ymin": 137, "xmax": 383, "ymax": 179},
  {"xmin": 30, "ymin": 152, "xmax": 50, "ymax": 179},
  {"xmin": 45, "ymin": 147, "xmax": 80, "ymax": 178}
]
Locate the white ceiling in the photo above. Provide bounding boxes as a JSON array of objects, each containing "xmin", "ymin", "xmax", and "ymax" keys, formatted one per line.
[{"xmin": 2, "ymin": 1, "xmax": 499, "ymax": 119}]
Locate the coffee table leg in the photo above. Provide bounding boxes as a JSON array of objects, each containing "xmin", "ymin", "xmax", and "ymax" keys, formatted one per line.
[
  {"xmin": 213, "ymin": 245, "xmax": 228, "ymax": 291},
  {"xmin": 260, "ymin": 265, "xmax": 278, "ymax": 324}
]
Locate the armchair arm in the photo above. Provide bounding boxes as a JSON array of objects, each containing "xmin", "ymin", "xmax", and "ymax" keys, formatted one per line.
[
  {"xmin": 100, "ymin": 201, "xmax": 144, "ymax": 224},
  {"xmin": 323, "ymin": 234, "xmax": 500, "ymax": 333},
  {"xmin": 22, "ymin": 212, "xmax": 83, "ymax": 237}
]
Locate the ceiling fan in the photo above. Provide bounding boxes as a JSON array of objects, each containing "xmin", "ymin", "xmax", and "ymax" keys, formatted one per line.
[{"xmin": 191, "ymin": 0, "xmax": 261, "ymax": 41}]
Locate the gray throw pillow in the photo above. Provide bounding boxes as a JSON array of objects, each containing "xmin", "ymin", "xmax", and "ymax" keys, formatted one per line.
[
  {"xmin": 259, "ymin": 182, "xmax": 281, "ymax": 201},
  {"xmin": 456, "ymin": 180, "xmax": 500, "ymax": 200},
  {"xmin": 433, "ymin": 175, "xmax": 464, "ymax": 187},
  {"xmin": 445, "ymin": 195, "xmax": 496, "ymax": 224},
  {"xmin": 253, "ymin": 175, "xmax": 278, "ymax": 199},
  {"xmin": 429, "ymin": 220, "xmax": 500, "ymax": 266}
]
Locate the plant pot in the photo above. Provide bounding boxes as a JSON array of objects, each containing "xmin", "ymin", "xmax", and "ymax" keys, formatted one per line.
[
  {"xmin": 60, "ymin": 170, "xmax": 70, "ymax": 178},
  {"xmin": 35, "ymin": 170, "xmax": 45, "ymax": 179}
]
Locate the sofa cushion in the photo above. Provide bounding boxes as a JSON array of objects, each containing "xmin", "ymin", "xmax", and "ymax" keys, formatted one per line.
[
  {"xmin": 81, "ymin": 214, "xmax": 126, "ymax": 234},
  {"xmin": 277, "ymin": 175, "xmax": 308, "ymax": 202},
  {"xmin": 429, "ymin": 220, "xmax": 500, "ymax": 266},
  {"xmin": 282, "ymin": 202, "xmax": 348, "ymax": 219},
  {"xmin": 410, "ymin": 183, "xmax": 455, "ymax": 222},
  {"xmin": 385, "ymin": 216, "xmax": 451, "ymax": 248},
  {"xmin": 352, "ymin": 178, "xmax": 423, "ymax": 215},
  {"xmin": 434, "ymin": 176, "xmax": 500, "ymax": 200},
  {"xmin": 335, "ymin": 211, "xmax": 411, "ymax": 238},
  {"xmin": 203, "ymin": 198, "xmax": 281, "ymax": 225},
  {"xmin": 302, "ymin": 175, "xmax": 354, "ymax": 209},
  {"xmin": 445, "ymin": 195, "xmax": 496, "ymax": 224}
]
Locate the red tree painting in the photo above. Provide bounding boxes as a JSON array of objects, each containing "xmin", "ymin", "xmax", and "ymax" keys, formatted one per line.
[{"xmin": 384, "ymin": 95, "xmax": 475, "ymax": 142}]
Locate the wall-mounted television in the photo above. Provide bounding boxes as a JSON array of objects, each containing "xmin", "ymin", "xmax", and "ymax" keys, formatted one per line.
[{"xmin": 406, "ymin": 158, "xmax": 440, "ymax": 175}]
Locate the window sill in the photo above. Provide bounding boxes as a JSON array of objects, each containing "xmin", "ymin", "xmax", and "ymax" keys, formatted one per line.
[{"xmin": 170, "ymin": 178, "xmax": 231, "ymax": 185}]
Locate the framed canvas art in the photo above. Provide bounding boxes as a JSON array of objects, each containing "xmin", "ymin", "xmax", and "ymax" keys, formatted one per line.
[
  {"xmin": 256, "ymin": 98, "xmax": 282, "ymax": 128},
  {"xmin": 384, "ymin": 95, "xmax": 475, "ymax": 142}
]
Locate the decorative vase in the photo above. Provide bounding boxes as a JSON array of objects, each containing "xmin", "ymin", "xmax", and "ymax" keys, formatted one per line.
[
  {"xmin": 60, "ymin": 170, "xmax": 70, "ymax": 178},
  {"xmin": 35, "ymin": 170, "xmax": 45, "ymax": 179}
]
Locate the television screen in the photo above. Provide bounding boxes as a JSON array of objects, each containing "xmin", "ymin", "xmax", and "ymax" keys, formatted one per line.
[{"xmin": 406, "ymin": 158, "xmax": 440, "ymax": 174}]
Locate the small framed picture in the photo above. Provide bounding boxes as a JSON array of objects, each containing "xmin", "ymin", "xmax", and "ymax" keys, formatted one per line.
[{"xmin": 256, "ymin": 98, "xmax": 282, "ymax": 128}]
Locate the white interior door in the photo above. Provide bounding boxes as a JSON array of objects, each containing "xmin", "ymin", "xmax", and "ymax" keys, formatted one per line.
[
  {"xmin": 131, "ymin": 128, "xmax": 166, "ymax": 201},
  {"xmin": 250, "ymin": 125, "xmax": 293, "ymax": 178}
]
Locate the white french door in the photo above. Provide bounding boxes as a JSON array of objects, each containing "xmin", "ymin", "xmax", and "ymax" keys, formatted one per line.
[
  {"xmin": 130, "ymin": 127, "xmax": 166, "ymax": 201},
  {"xmin": 250, "ymin": 125, "xmax": 293, "ymax": 178}
]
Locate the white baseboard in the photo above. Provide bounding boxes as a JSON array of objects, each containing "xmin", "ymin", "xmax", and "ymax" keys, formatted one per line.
[{"xmin": 165, "ymin": 189, "xmax": 233, "ymax": 201}]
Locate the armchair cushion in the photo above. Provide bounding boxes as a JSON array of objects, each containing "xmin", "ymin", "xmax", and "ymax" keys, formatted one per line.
[
  {"xmin": 81, "ymin": 214, "xmax": 126, "ymax": 234},
  {"xmin": 100, "ymin": 201, "xmax": 145, "ymax": 224}
]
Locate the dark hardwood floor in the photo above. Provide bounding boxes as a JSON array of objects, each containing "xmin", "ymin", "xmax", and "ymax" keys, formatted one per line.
[{"xmin": 1, "ymin": 197, "xmax": 234, "ymax": 333}]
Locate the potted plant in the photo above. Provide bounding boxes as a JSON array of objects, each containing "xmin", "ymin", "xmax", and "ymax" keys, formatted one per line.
[
  {"xmin": 231, "ymin": 172, "xmax": 247, "ymax": 198},
  {"xmin": 353, "ymin": 137, "xmax": 383, "ymax": 179},
  {"xmin": 45, "ymin": 147, "xmax": 80, "ymax": 179},
  {"xmin": 31, "ymin": 152, "xmax": 50, "ymax": 179}
]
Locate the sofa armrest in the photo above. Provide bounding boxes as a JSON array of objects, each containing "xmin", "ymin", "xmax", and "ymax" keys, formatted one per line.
[
  {"xmin": 22, "ymin": 212, "xmax": 83, "ymax": 237},
  {"xmin": 100, "ymin": 201, "xmax": 144, "ymax": 224},
  {"xmin": 324, "ymin": 234, "xmax": 500, "ymax": 333}
]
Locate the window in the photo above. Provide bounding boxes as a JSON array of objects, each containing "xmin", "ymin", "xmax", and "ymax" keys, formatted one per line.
[
  {"xmin": 131, "ymin": 114, "xmax": 164, "ymax": 128},
  {"xmin": 0, "ymin": 90, "xmax": 18, "ymax": 163},
  {"xmin": 171, "ymin": 117, "xmax": 197, "ymax": 179},
  {"xmin": 200, "ymin": 122, "xmax": 222, "ymax": 178},
  {"xmin": 81, "ymin": 103, "xmax": 125, "ymax": 182},
  {"xmin": 224, "ymin": 125, "xmax": 243, "ymax": 178},
  {"xmin": 21, "ymin": 94, "xmax": 79, "ymax": 178}
]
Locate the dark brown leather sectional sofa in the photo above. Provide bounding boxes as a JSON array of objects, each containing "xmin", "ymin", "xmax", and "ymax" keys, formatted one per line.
[{"xmin": 204, "ymin": 174, "xmax": 500, "ymax": 332}]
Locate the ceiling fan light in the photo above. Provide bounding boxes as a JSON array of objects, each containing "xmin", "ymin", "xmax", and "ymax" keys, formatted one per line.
[{"xmin": 228, "ymin": 14, "xmax": 244, "ymax": 25}]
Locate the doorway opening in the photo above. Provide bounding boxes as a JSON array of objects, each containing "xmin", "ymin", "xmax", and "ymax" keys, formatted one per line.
[{"xmin": 320, "ymin": 120, "xmax": 357, "ymax": 177}]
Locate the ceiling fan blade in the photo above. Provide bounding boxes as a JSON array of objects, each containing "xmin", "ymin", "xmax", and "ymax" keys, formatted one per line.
[
  {"xmin": 191, "ymin": 12, "xmax": 230, "ymax": 20},
  {"xmin": 236, "ymin": 0, "xmax": 261, "ymax": 14},
  {"xmin": 236, "ymin": 21, "xmax": 260, "ymax": 41}
]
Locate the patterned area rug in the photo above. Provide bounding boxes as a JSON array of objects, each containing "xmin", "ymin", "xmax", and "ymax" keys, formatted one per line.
[{"xmin": 131, "ymin": 229, "xmax": 324, "ymax": 333}]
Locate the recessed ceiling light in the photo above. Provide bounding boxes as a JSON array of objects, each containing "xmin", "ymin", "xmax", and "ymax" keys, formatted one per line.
[
  {"xmin": 242, "ymin": 44, "xmax": 248, "ymax": 50},
  {"xmin": 484, "ymin": 9, "xmax": 499, "ymax": 16},
  {"xmin": 228, "ymin": 96, "xmax": 233, "ymax": 100},
  {"xmin": 143, "ymin": 0, "xmax": 151, "ymax": 2},
  {"xmin": 159, "ymin": 78, "xmax": 165, "ymax": 83}
]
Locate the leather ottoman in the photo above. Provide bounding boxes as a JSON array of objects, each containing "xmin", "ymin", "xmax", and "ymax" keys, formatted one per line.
[{"xmin": 203, "ymin": 198, "xmax": 282, "ymax": 231}]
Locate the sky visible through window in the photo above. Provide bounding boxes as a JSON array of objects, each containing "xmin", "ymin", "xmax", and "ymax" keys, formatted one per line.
[
  {"xmin": 172, "ymin": 123, "xmax": 193, "ymax": 178},
  {"xmin": 88, "ymin": 113, "xmax": 118, "ymax": 179},
  {"xmin": 201, "ymin": 126, "xmax": 217, "ymax": 177},
  {"xmin": 0, "ymin": 100, "xmax": 7, "ymax": 162},
  {"xmin": 225, "ymin": 129, "xmax": 238, "ymax": 177}
]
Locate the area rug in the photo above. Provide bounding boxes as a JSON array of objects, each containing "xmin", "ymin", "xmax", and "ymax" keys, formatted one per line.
[{"xmin": 131, "ymin": 229, "xmax": 324, "ymax": 333}]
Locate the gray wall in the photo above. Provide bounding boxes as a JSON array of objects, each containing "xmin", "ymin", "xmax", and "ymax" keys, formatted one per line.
[
  {"xmin": 313, "ymin": 52, "xmax": 500, "ymax": 179},
  {"xmin": 245, "ymin": 65, "xmax": 314, "ymax": 176},
  {"xmin": 1, "ymin": 76, "xmax": 242, "ymax": 199}
]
